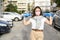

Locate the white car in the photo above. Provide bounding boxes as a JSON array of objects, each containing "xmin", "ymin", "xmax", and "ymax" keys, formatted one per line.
[{"xmin": 2, "ymin": 12, "xmax": 22, "ymax": 21}]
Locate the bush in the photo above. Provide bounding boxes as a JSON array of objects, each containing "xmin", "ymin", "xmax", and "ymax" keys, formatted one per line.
[
  {"xmin": 18, "ymin": 10, "xmax": 25, "ymax": 14},
  {"xmin": 55, "ymin": 0, "xmax": 60, "ymax": 7},
  {"xmin": 5, "ymin": 4, "xmax": 18, "ymax": 13}
]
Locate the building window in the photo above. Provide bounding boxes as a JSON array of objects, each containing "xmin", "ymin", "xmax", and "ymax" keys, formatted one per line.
[
  {"xmin": 18, "ymin": 3, "xmax": 26, "ymax": 6},
  {"xmin": 8, "ymin": 1, "xmax": 17, "ymax": 5},
  {"xmin": 18, "ymin": 8, "xmax": 26, "ymax": 9}
]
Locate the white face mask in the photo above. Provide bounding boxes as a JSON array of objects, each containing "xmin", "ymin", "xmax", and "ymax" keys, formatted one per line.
[{"xmin": 35, "ymin": 12, "xmax": 40, "ymax": 16}]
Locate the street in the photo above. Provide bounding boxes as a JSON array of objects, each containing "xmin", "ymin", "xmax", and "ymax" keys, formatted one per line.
[
  {"xmin": 0, "ymin": 0, "xmax": 60, "ymax": 40},
  {"xmin": 44, "ymin": 23, "xmax": 60, "ymax": 40},
  {"xmin": 0, "ymin": 21, "xmax": 60, "ymax": 40}
]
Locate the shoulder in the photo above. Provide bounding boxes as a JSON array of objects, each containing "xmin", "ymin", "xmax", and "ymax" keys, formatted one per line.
[
  {"xmin": 40, "ymin": 16, "xmax": 46, "ymax": 19},
  {"xmin": 29, "ymin": 18, "xmax": 34, "ymax": 22},
  {"xmin": 41, "ymin": 16, "xmax": 47, "ymax": 21}
]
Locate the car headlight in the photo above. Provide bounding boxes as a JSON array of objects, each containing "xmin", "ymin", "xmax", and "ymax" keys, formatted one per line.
[
  {"xmin": 0, "ymin": 24, "xmax": 7, "ymax": 26},
  {"xmin": 7, "ymin": 21, "xmax": 12, "ymax": 24}
]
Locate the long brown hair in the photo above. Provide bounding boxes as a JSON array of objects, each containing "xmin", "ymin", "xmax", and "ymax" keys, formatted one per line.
[{"xmin": 32, "ymin": 6, "xmax": 42, "ymax": 17}]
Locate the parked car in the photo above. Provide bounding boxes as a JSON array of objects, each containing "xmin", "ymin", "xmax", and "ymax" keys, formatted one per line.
[
  {"xmin": 0, "ymin": 20, "xmax": 11, "ymax": 35},
  {"xmin": 43, "ymin": 12, "xmax": 54, "ymax": 20},
  {"xmin": 52, "ymin": 10, "xmax": 60, "ymax": 29},
  {"xmin": 23, "ymin": 13, "xmax": 31, "ymax": 17},
  {"xmin": 21, "ymin": 12, "xmax": 32, "ymax": 20},
  {"xmin": 0, "ymin": 18, "xmax": 13, "ymax": 28},
  {"xmin": 22, "ymin": 12, "xmax": 32, "ymax": 18},
  {"xmin": 2, "ymin": 12, "xmax": 22, "ymax": 21}
]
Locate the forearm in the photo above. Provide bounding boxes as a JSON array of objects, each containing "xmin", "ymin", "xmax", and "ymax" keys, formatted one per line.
[
  {"xmin": 23, "ymin": 17, "xmax": 30, "ymax": 25},
  {"xmin": 49, "ymin": 16, "xmax": 53, "ymax": 25},
  {"xmin": 23, "ymin": 17, "xmax": 27, "ymax": 25}
]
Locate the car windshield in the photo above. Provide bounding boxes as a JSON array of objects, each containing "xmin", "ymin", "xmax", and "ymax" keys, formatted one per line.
[{"xmin": 56, "ymin": 10, "xmax": 60, "ymax": 16}]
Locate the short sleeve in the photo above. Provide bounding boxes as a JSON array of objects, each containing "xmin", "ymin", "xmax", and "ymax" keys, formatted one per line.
[
  {"xmin": 43, "ymin": 17, "xmax": 47, "ymax": 22},
  {"xmin": 29, "ymin": 18, "xmax": 33, "ymax": 22}
]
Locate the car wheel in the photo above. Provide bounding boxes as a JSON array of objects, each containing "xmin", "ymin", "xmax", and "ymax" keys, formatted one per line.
[
  {"xmin": 14, "ymin": 17, "xmax": 19, "ymax": 21},
  {"xmin": 52, "ymin": 22, "xmax": 55, "ymax": 27},
  {"xmin": 21, "ymin": 16, "xmax": 24, "ymax": 20},
  {"xmin": 10, "ymin": 22, "xmax": 13, "ymax": 28}
]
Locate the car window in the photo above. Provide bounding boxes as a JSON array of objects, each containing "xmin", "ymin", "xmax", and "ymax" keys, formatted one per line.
[
  {"xmin": 3, "ymin": 13, "xmax": 10, "ymax": 15},
  {"xmin": 56, "ymin": 11, "xmax": 60, "ymax": 16},
  {"xmin": 10, "ymin": 12, "xmax": 19, "ymax": 15}
]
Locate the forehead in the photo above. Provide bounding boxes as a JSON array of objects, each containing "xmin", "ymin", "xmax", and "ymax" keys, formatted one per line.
[{"xmin": 35, "ymin": 8, "xmax": 40, "ymax": 11}]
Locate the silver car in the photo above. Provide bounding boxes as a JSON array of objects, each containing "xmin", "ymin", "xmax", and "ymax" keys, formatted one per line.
[{"xmin": 52, "ymin": 10, "xmax": 60, "ymax": 29}]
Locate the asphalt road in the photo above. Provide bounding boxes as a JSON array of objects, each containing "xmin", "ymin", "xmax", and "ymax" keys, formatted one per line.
[
  {"xmin": 0, "ymin": 21, "xmax": 60, "ymax": 40},
  {"xmin": 44, "ymin": 23, "xmax": 60, "ymax": 40}
]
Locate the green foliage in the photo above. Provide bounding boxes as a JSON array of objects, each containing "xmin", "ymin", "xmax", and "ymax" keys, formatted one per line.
[
  {"xmin": 3, "ymin": 0, "xmax": 5, "ymax": 2},
  {"xmin": 5, "ymin": 4, "xmax": 18, "ymax": 13},
  {"xmin": 5, "ymin": 3, "xmax": 25, "ymax": 14},
  {"xmin": 44, "ymin": 9, "xmax": 50, "ymax": 13},
  {"xmin": 55, "ymin": 0, "xmax": 60, "ymax": 7}
]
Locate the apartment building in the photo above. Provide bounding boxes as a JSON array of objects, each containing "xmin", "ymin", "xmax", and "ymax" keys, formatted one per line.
[
  {"xmin": 35, "ymin": 0, "xmax": 51, "ymax": 11},
  {"xmin": 3, "ymin": 0, "xmax": 29, "ymax": 11},
  {"xmin": 4, "ymin": 0, "xmax": 51, "ymax": 12}
]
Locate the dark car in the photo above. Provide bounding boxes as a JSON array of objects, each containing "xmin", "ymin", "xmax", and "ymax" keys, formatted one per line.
[
  {"xmin": 52, "ymin": 10, "xmax": 60, "ymax": 29},
  {"xmin": 0, "ymin": 20, "xmax": 11, "ymax": 35}
]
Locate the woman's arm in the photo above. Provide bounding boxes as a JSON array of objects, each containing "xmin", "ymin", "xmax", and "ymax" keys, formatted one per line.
[
  {"xmin": 23, "ymin": 17, "xmax": 31, "ymax": 25},
  {"xmin": 45, "ymin": 16, "xmax": 53, "ymax": 25}
]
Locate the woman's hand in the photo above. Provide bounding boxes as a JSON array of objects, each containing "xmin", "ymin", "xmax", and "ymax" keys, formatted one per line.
[
  {"xmin": 45, "ymin": 15, "xmax": 53, "ymax": 25},
  {"xmin": 23, "ymin": 17, "xmax": 30, "ymax": 25}
]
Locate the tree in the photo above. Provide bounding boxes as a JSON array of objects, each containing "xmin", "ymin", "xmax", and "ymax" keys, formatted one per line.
[
  {"xmin": 28, "ymin": 3, "xmax": 30, "ymax": 11},
  {"xmin": 55, "ymin": 0, "xmax": 60, "ymax": 7},
  {"xmin": 3, "ymin": 0, "xmax": 5, "ymax": 2},
  {"xmin": 5, "ymin": 3, "xmax": 18, "ymax": 13}
]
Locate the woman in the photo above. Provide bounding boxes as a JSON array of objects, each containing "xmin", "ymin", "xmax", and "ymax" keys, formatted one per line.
[{"xmin": 23, "ymin": 6, "xmax": 52, "ymax": 40}]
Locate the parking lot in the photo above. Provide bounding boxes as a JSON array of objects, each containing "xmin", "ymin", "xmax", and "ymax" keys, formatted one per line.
[{"xmin": 0, "ymin": 21, "xmax": 60, "ymax": 40}]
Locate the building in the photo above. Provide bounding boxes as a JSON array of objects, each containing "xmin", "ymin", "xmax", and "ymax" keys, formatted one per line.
[
  {"xmin": 34, "ymin": 0, "xmax": 51, "ymax": 11},
  {"xmin": 3, "ymin": 0, "xmax": 51, "ymax": 12},
  {"xmin": 3, "ymin": 0, "xmax": 29, "ymax": 11}
]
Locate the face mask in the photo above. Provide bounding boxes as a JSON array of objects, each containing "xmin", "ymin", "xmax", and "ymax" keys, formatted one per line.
[{"xmin": 35, "ymin": 12, "xmax": 40, "ymax": 16}]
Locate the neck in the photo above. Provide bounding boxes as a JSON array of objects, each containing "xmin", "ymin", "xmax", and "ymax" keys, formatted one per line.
[{"xmin": 36, "ymin": 15, "xmax": 41, "ymax": 16}]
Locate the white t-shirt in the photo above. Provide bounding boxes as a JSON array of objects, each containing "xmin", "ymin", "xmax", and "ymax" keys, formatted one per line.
[{"xmin": 29, "ymin": 16, "xmax": 46, "ymax": 30}]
